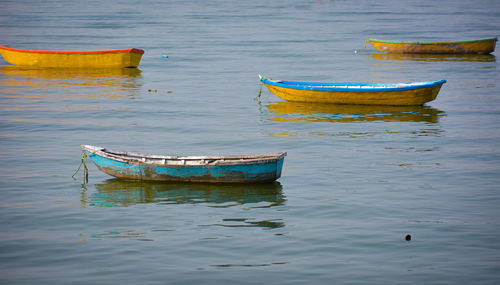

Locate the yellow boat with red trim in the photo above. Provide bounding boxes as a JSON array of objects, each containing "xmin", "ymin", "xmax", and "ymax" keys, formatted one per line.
[
  {"xmin": 0, "ymin": 45, "xmax": 144, "ymax": 68},
  {"xmin": 259, "ymin": 75, "xmax": 446, "ymax": 106},
  {"xmin": 367, "ymin": 37, "xmax": 497, "ymax": 54}
]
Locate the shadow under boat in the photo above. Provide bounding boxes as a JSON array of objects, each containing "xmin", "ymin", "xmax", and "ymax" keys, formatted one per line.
[
  {"xmin": 87, "ymin": 178, "xmax": 285, "ymax": 207},
  {"xmin": 264, "ymin": 101, "xmax": 445, "ymax": 123}
]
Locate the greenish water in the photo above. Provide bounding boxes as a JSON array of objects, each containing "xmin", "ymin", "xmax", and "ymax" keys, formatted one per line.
[{"xmin": 1, "ymin": 0, "xmax": 499, "ymax": 284}]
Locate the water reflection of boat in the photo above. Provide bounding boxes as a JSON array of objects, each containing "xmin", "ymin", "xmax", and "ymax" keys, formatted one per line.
[
  {"xmin": 0, "ymin": 65, "xmax": 141, "ymax": 85},
  {"xmin": 89, "ymin": 179, "xmax": 285, "ymax": 207},
  {"xmin": 0, "ymin": 66, "xmax": 142, "ymax": 100},
  {"xmin": 0, "ymin": 65, "xmax": 142, "ymax": 76},
  {"xmin": 370, "ymin": 53, "xmax": 496, "ymax": 63},
  {"xmin": 265, "ymin": 101, "xmax": 444, "ymax": 123}
]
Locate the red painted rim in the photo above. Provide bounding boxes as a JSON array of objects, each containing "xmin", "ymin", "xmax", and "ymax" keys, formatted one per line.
[{"xmin": 0, "ymin": 45, "xmax": 144, "ymax": 55}]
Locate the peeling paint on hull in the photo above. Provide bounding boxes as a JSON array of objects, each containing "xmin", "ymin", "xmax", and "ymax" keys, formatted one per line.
[{"xmin": 81, "ymin": 145, "xmax": 286, "ymax": 183}]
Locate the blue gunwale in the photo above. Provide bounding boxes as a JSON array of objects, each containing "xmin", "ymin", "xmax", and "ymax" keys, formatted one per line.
[{"xmin": 261, "ymin": 77, "xmax": 446, "ymax": 92}]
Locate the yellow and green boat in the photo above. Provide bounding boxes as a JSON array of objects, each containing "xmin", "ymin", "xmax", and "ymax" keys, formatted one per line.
[
  {"xmin": 367, "ymin": 37, "xmax": 497, "ymax": 54},
  {"xmin": 259, "ymin": 75, "xmax": 446, "ymax": 106},
  {"xmin": 0, "ymin": 45, "xmax": 144, "ymax": 68}
]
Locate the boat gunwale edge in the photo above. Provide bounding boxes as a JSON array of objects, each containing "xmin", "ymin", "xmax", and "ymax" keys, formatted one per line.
[
  {"xmin": 260, "ymin": 77, "xmax": 446, "ymax": 92},
  {"xmin": 80, "ymin": 145, "xmax": 287, "ymax": 166},
  {"xmin": 367, "ymin": 37, "xmax": 498, "ymax": 45},
  {"xmin": 0, "ymin": 45, "xmax": 145, "ymax": 55}
]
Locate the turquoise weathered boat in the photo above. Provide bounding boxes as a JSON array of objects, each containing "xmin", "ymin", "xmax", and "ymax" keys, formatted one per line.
[{"xmin": 81, "ymin": 145, "xmax": 286, "ymax": 183}]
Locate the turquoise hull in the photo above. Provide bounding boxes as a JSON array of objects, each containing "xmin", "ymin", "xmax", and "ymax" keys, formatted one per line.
[{"xmin": 82, "ymin": 145, "xmax": 286, "ymax": 183}]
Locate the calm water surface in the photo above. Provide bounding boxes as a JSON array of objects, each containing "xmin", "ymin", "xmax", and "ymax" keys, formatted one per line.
[{"xmin": 1, "ymin": 0, "xmax": 500, "ymax": 284}]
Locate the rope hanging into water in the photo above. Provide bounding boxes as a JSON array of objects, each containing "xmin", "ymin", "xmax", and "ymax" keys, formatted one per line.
[
  {"xmin": 256, "ymin": 82, "xmax": 264, "ymax": 100},
  {"xmin": 72, "ymin": 152, "xmax": 88, "ymax": 183},
  {"xmin": 354, "ymin": 37, "xmax": 370, "ymax": 53},
  {"xmin": 255, "ymin": 75, "xmax": 268, "ymax": 100}
]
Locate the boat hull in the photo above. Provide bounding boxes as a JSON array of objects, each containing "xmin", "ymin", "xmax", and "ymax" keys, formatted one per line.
[
  {"xmin": 368, "ymin": 37, "xmax": 497, "ymax": 54},
  {"xmin": 82, "ymin": 146, "xmax": 286, "ymax": 183},
  {"xmin": 261, "ymin": 78, "xmax": 445, "ymax": 106},
  {"xmin": 0, "ymin": 46, "xmax": 144, "ymax": 68}
]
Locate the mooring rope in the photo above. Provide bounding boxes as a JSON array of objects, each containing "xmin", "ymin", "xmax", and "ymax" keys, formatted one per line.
[
  {"xmin": 254, "ymin": 75, "xmax": 268, "ymax": 100},
  {"xmin": 255, "ymin": 82, "xmax": 264, "ymax": 100},
  {"xmin": 72, "ymin": 152, "xmax": 88, "ymax": 183},
  {"xmin": 354, "ymin": 37, "xmax": 370, "ymax": 54}
]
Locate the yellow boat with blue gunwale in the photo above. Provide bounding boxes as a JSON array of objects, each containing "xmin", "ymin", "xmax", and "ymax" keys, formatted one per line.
[
  {"xmin": 367, "ymin": 37, "xmax": 497, "ymax": 54},
  {"xmin": 0, "ymin": 45, "xmax": 144, "ymax": 68},
  {"xmin": 259, "ymin": 75, "xmax": 446, "ymax": 106}
]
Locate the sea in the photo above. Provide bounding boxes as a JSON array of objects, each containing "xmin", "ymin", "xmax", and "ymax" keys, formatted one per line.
[{"xmin": 1, "ymin": 0, "xmax": 499, "ymax": 284}]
